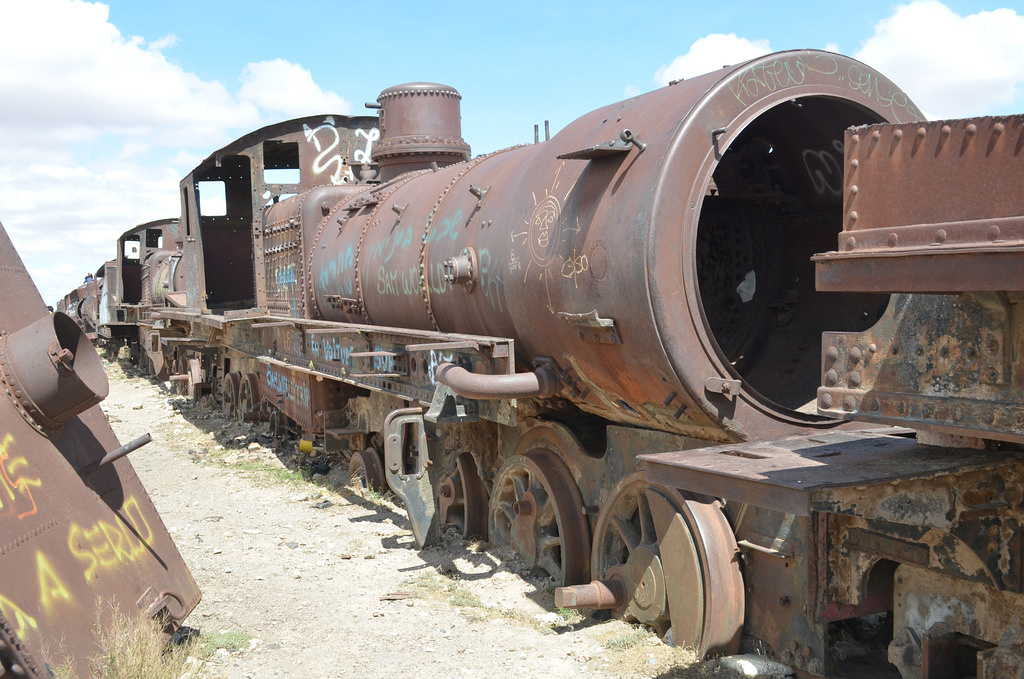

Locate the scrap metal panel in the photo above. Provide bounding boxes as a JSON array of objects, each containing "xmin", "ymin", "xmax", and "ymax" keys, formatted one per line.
[{"xmin": 0, "ymin": 221, "xmax": 200, "ymax": 678}]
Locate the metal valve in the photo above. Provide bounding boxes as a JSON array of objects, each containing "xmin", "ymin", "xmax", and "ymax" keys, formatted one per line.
[{"xmin": 442, "ymin": 247, "xmax": 478, "ymax": 291}]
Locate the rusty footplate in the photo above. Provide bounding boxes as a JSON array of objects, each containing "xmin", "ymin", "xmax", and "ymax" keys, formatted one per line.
[
  {"xmin": 640, "ymin": 429, "xmax": 1023, "ymax": 516},
  {"xmin": 0, "ymin": 221, "xmax": 199, "ymax": 678}
]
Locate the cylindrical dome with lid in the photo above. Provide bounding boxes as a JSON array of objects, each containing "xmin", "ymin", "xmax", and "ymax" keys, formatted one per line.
[{"xmin": 373, "ymin": 82, "xmax": 471, "ymax": 181}]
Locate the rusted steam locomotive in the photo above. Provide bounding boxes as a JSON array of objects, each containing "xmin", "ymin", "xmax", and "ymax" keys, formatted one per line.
[{"xmin": 75, "ymin": 49, "xmax": 1023, "ymax": 678}]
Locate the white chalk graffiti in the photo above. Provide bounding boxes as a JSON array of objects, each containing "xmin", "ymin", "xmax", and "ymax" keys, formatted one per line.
[
  {"xmin": 428, "ymin": 350, "xmax": 454, "ymax": 385},
  {"xmin": 303, "ymin": 116, "xmax": 347, "ymax": 185},
  {"xmin": 353, "ymin": 128, "xmax": 380, "ymax": 165},
  {"xmin": 802, "ymin": 140, "xmax": 845, "ymax": 196}
]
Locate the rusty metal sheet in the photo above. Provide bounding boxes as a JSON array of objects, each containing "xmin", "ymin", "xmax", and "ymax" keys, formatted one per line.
[
  {"xmin": 641, "ymin": 429, "xmax": 1016, "ymax": 516},
  {"xmin": 731, "ymin": 506, "xmax": 831, "ymax": 676},
  {"xmin": 816, "ymin": 290, "xmax": 1024, "ymax": 443},
  {"xmin": 0, "ymin": 220, "xmax": 199, "ymax": 677},
  {"xmin": 890, "ymin": 564, "xmax": 1024, "ymax": 679},
  {"xmin": 816, "ymin": 116, "xmax": 1024, "ymax": 293},
  {"xmin": 258, "ymin": 357, "xmax": 353, "ymax": 433}
]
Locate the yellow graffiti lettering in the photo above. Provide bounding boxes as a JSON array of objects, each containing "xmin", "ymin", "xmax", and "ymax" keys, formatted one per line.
[
  {"xmin": 87, "ymin": 523, "xmax": 118, "ymax": 571},
  {"xmin": 67, "ymin": 524, "xmax": 99, "ymax": 580},
  {"xmin": 0, "ymin": 433, "xmax": 41, "ymax": 520},
  {"xmin": 36, "ymin": 552, "xmax": 72, "ymax": 614},
  {"xmin": 99, "ymin": 520, "xmax": 135, "ymax": 563},
  {"xmin": 0, "ymin": 593, "xmax": 38, "ymax": 639},
  {"xmin": 121, "ymin": 496, "xmax": 154, "ymax": 544},
  {"xmin": 66, "ymin": 497, "xmax": 154, "ymax": 579}
]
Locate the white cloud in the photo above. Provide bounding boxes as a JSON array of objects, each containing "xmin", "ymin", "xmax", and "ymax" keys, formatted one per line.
[
  {"xmin": 854, "ymin": 1, "xmax": 1024, "ymax": 119},
  {"xmin": 148, "ymin": 34, "xmax": 179, "ymax": 51},
  {"xmin": 655, "ymin": 34, "xmax": 771, "ymax": 86},
  {"xmin": 239, "ymin": 59, "xmax": 352, "ymax": 119},
  {"xmin": 0, "ymin": 0, "xmax": 353, "ymax": 305}
]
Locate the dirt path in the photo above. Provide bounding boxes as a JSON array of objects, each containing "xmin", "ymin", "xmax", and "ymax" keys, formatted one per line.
[{"xmin": 102, "ymin": 361, "xmax": 738, "ymax": 679}]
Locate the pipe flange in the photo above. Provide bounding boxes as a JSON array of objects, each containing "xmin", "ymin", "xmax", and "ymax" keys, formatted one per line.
[{"xmin": 442, "ymin": 247, "xmax": 478, "ymax": 292}]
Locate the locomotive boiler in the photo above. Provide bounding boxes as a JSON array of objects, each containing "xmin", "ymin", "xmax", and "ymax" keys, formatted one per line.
[{"xmin": 81, "ymin": 47, "xmax": 1024, "ymax": 678}]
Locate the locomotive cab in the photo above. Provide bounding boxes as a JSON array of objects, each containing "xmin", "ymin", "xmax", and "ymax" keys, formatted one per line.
[{"xmin": 178, "ymin": 114, "xmax": 381, "ymax": 313}]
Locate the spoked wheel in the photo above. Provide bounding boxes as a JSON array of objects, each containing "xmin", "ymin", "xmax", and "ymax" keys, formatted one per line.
[
  {"xmin": 237, "ymin": 373, "xmax": 262, "ymax": 423},
  {"xmin": 186, "ymin": 358, "xmax": 207, "ymax": 400},
  {"xmin": 348, "ymin": 448, "xmax": 386, "ymax": 496},
  {"xmin": 439, "ymin": 452, "xmax": 489, "ymax": 539},
  {"xmin": 489, "ymin": 449, "xmax": 590, "ymax": 587},
  {"xmin": 558, "ymin": 472, "xmax": 743, "ymax": 656},
  {"xmin": 172, "ymin": 353, "xmax": 189, "ymax": 395},
  {"xmin": 221, "ymin": 372, "xmax": 241, "ymax": 418}
]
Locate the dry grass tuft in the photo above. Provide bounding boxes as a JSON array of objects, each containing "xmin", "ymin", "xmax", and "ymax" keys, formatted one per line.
[{"xmin": 87, "ymin": 605, "xmax": 201, "ymax": 679}]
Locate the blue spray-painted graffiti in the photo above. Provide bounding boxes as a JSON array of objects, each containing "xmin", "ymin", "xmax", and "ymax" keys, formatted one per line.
[
  {"xmin": 318, "ymin": 245, "xmax": 355, "ymax": 299},
  {"xmin": 477, "ymin": 248, "xmax": 506, "ymax": 313},
  {"xmin": 426, "ymin": 209, "xmax": 464, "ymax": 244},
  {"xmin": 275, "ymin": 263, "xmax": 297, "ymax": 290},
  {"xmin": 367, "ymin": 227, "xmax": 413, "ymax": 264},
  {"xmin": 373, "ymin": 353, "xmax": 396, "ymax": 374},
  {"xmin": 311, "ymin": 335, "xmax": 353, "ymax": 365},
  {"xmin": 265, "ymin": 366, "xmax": 311, "ymax": 408}
]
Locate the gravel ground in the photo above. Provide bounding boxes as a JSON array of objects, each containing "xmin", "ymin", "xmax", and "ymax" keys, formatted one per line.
[{"xmin": 102, "ymin": 361, "xmax": 741, "ymax": 679}]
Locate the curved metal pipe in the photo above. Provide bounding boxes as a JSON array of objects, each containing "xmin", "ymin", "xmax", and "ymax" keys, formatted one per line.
[{"xmin": 435, "ymin": 363, "xmax": 558, "ymax": 400}]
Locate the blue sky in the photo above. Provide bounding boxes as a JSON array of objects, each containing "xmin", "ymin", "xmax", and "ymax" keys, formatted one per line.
[{"xmin": 1, "ymin": 0, "xmax": 1023, "ymax": 304}]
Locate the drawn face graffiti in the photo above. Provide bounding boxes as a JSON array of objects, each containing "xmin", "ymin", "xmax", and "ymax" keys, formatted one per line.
[{"xmin": 528, "ymin": 192, "xmax": 561, "ymax": 266}]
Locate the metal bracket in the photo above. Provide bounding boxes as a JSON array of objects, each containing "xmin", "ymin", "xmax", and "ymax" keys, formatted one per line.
[
  {"xmin": 383, "ymin": 408, "xmax": 439, "ymax": 548},
  {"xmin": 323, "ymin": 295, "xmax": 363, "ymax": 315},
  {"xmin": 46, "ymin": 341, "xmax": 74, "ymax": 373},
  {"xmin": 556, "ymin": 128, "xmax": 646, "ymax": 160},
  {"xmin": 468, "ymin": 184, "xmax": 490, "ymax": 207},
  {"xmin": 557, "ymin": 128, "xmax": 646, "ymax": 160},
  {"xmin": 737, "ymin": 535, "xmax": 794, "ymax": 559},
  {"xmin": 705, "ymin": 377, "xmax": 741, "ymax": 399},
  {"xmin": 425, "ymin": 383, "xmax": 479, "ymax": 424},
  {"xmin": 558, "ymin": 309, "xmax": 621, "ymax": 344}
]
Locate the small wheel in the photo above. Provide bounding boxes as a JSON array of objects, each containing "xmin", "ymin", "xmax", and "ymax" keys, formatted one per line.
[
  {"xmin": 439, "ymin": 453, "xmax": 489, "ymax": 539},
  {"xmin": 349, "ymin": 448, "xmax": 386, "ymax": 495},
  {"xmin": 186, "ymin": 358, "xmax": 206, "ymax": 400},
  {"xmin": 591, "ymin": 472, "xmax": 743, "ymax": 656},
  {"xmin": 489, "ymin": 449, "xmax": 590, "ymax": 587},
  {"xmin": 221, "ymin": 372, "xmax": 241, "ymax": 418},
  {"xmin": 237, "ymin": 374, "xmax": 262, "ymax": 423},
  {"xmin": 173, "ymin": 353, "xmax": 189, "ymax": 395}
]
